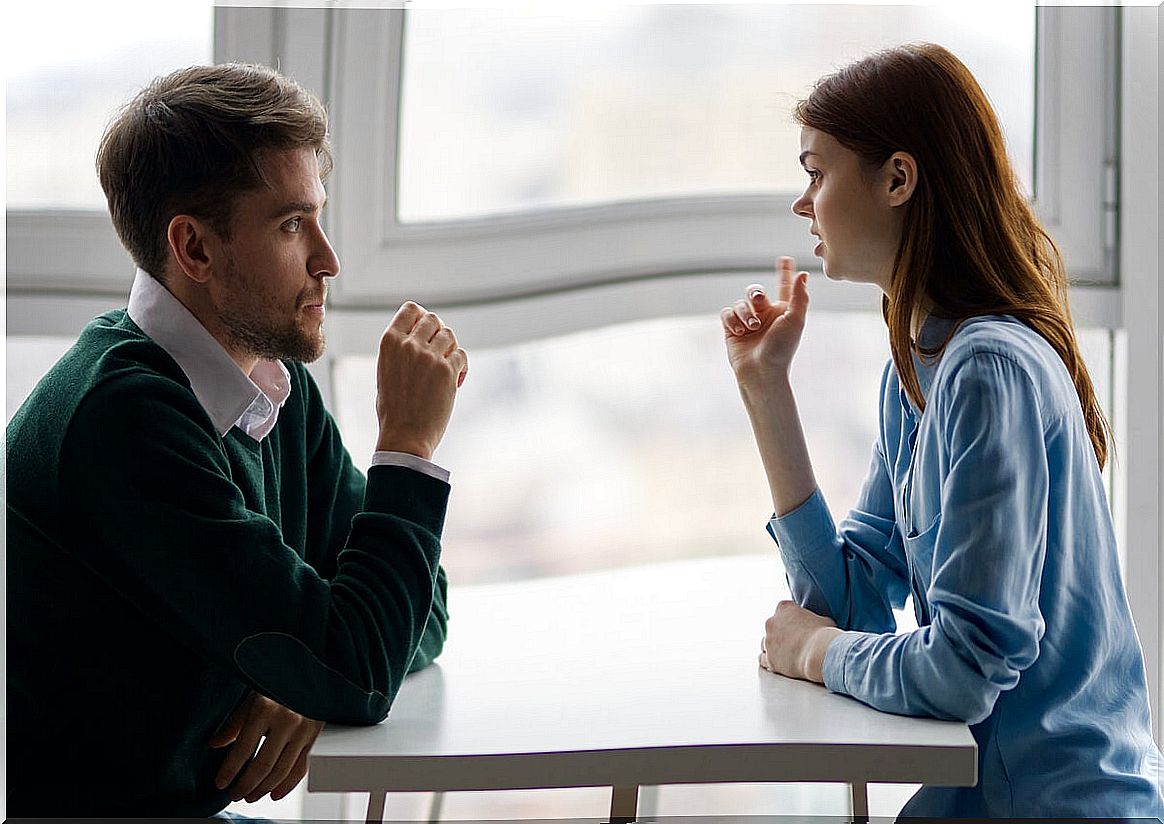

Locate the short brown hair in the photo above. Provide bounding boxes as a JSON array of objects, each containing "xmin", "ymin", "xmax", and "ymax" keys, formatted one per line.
[{"xmin": 97, "ymin": 63, "xmax": 332, "ymax": 281}]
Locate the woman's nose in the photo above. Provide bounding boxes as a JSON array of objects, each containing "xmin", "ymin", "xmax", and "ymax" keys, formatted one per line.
[{"xmin": 792, "ymin": 191, "xmax": 813, "ymax": 219}]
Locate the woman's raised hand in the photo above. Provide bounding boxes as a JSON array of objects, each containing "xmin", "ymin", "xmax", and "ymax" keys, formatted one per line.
[{"xmin": 721, "ymin": 256, "xmax": 810, "ymax": 381}]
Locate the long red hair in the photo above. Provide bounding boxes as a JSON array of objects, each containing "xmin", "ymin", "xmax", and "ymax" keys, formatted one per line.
[{"xmin": 794, "ymin": 43, "xmax": 1110, "ymax": 469}]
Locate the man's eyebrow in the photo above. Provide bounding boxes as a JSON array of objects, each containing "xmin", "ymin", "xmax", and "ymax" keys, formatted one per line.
[
  {"xmin": 269, "ymin": 199, "xmax": 326, "ymax": 220},
  {"xmin": 798, "ymin": 151, "xmax": 819, "ymax": 167}
]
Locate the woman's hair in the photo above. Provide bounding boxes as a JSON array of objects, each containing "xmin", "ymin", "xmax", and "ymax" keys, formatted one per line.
[
  {"xmin": 794, "ymin": 43, "xmax": 1111, "ymax": 469},
  {"xmin": 97, "ymin": 63, "xmax": 332, "ymax": 282}
]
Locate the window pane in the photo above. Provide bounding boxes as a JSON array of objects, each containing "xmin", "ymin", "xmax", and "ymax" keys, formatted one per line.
[
  {"xmin": 398, "ymin": 4, "xmax": 1035, "ymax": 223},
  {"xmin": 333, "ymin": 312, "xmax": 1114, "ymax": 590},
  {"xmin": 334, "ymin": 311, "xmax": 890, "ymax": 586},
  {"xmin": 6, "ymin": 0, "xmax": 213, "ymax": 210}
]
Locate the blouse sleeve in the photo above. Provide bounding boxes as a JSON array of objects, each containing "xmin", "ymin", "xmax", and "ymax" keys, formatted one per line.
[{"xmin": 821, "ymin": 351, "xmax": 1049, "ymax": 724}]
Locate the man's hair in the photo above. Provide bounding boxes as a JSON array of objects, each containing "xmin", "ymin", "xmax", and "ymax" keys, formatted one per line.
[{"xmin": 96, "ymin": 63, "xmax": 332, "ymax": 281}]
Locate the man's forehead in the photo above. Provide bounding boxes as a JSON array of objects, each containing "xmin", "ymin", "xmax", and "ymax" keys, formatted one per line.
[{"xmin": 246, "ymin": 147, "xmax": 327, "ymax": 207}]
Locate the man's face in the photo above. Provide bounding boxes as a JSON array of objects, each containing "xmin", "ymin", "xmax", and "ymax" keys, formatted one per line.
[{"xmin": 211, "ymin": 146, "xmax": 340, "ymax": 364}]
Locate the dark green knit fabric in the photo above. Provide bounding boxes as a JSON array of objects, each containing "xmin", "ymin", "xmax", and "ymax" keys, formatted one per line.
[{"xmin": 6, "ymin": 310, "xmax": 450, "ymax": 817}]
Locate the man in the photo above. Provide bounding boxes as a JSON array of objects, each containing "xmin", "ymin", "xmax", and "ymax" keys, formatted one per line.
[{"xmin": 6, "ymin": 63, "xmax": 466, "ymax": 816}]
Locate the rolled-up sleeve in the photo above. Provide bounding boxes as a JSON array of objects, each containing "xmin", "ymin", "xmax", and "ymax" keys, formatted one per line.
[{"xmin": 823, "ymin": 351, "xmax": 1050, "ymax": 724}]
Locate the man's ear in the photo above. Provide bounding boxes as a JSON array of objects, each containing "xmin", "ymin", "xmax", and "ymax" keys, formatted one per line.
[
  {"xmin": 166, "ymin": 214, "xmax": 219, "ymax": 285},
  {"xmin": 884, "ymin": 151, "xmax": 918, "ymax": 208}
]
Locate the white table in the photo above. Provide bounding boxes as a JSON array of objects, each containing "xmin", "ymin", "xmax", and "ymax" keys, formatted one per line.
[{"xmin": 308, "ymin": 555, "xmax": 977, "ymax": 822}]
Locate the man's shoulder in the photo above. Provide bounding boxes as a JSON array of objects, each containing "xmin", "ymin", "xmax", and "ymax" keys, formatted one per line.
[{"xmin": 8, "ymin": 309, "xmax": 202, "ymax": 448}]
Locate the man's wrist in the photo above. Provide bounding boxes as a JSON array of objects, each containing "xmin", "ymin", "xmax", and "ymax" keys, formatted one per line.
[{"xmin": 375, "ymin": 437, "xmax": 434, "ymax": 461}]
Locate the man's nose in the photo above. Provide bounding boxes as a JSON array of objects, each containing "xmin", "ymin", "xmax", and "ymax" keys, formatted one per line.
[{"xmin": 310, "ymin": 227, "xmax": 341, "ymax": 280}]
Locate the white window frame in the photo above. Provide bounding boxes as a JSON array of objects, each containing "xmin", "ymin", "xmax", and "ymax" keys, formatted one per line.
[{"xmin": 4, "ymin": 3, "xmax": 1157, "ymax": 745}]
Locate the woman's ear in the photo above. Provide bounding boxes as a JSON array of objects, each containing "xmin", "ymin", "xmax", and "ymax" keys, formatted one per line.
[
  {"xmin": 166, "ymin": 214, "xmax": 218, "ymax": 285},
  {"xmin": 884, "ymin": 151, "xmax": 918, "ymax": 207}
]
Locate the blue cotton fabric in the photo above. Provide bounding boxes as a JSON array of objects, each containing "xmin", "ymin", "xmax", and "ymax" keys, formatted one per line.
[{"xmin": 767, "ymin": 314, "xmax": 1163, "ymax": 819}]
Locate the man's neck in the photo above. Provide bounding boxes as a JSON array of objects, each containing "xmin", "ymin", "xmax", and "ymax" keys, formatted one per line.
[{"xmin": 161, "ymin": 275, "xmax": 259, "ymax": 376}]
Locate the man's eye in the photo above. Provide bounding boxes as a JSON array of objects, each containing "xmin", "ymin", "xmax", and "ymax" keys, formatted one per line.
[{"xmin": 284, "ymin": 217, "xmax": 302, "ymax": 232}]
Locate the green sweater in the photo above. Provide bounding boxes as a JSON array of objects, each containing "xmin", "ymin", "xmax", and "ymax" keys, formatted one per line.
[{"xmin": 6, "ymin": 310, "xmax": 450, "ymax": 817}]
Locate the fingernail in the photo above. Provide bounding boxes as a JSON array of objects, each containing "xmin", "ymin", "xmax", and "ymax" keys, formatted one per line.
[
  {"xmin": 746, "ymin": 318, "xmax": 760, "ymax": 328},
  {"xmin": 749, "ymin": 290, "xmax": 763, "ymax": 299}
]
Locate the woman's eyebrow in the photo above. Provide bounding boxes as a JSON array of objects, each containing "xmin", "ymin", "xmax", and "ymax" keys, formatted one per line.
[{"xmin": 798, "ymin": 151, "xmax": 819, "ymax": 167}]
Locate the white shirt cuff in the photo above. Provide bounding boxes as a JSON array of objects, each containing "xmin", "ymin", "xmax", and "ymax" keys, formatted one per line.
[{"xmin": 370, "ymin": 451, "xmax": 450, "ymax": 484}]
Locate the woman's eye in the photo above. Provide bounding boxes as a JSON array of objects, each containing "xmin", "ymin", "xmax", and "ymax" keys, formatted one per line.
[{"xmin": 806, "ymin": 169, "xmax": 821, "ymax": 183}]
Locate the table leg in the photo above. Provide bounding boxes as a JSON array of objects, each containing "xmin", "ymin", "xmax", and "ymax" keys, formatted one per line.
[
  {"xmin": 849, "ymin": 781, "xmax": 869, "ymax": 823},
  {"xmin": 365, "ymin": 790, "xmax": 387, "ymax": 824},
  {"xmin": 609, "ymin": 784, "xmax": 639, "ymax": 823},
  {"xmin": 427, "ymin": 790, "xmax": 445, "ymax": 823}
]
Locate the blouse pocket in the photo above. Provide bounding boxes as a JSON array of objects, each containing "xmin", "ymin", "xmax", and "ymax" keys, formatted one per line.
[{"xmin": 903, "ymin": 512, "xmax": 941, "ymax": 627}]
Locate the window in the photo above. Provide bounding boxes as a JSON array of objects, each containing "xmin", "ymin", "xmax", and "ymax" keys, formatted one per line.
[
  {"xmin": 6, "ymin": 0, "xmax": 213, "ymax": 209},
  {"xmin": 333, "ymin": 314, "xmax": 1116, "ymax": 587},
  {"xmin": 397, "ymin": 5, "xmax": 1035, "ymax": 223},
  {"xmin": 322, "ymin": 4, "xmax": 1114, "ymax": 309},
  {"xmin": 5, "ymin": 0, "xmax": 214, "ymax": 302}
]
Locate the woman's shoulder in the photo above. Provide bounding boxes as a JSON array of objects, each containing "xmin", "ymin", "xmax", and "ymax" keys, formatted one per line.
[{"xmin": 936, "ymin": 314, "xmax": 1078, "ymax": 414}]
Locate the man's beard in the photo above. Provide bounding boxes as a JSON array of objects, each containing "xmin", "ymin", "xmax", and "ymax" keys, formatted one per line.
[{"xmin": 217, "ymin": 262, "xmax": 326, "ymax": 364}]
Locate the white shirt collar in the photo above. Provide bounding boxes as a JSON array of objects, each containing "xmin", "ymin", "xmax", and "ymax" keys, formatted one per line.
[{"xmin": 126, "ymin": 268, "xmax": 290, "ymax": 439}]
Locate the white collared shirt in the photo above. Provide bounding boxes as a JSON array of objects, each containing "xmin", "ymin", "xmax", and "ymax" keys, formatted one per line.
[{"xmin": 126, "ymin": 268, "xmax": 449, "ymax": 482}]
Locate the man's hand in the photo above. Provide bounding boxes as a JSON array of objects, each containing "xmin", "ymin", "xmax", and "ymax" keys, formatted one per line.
[
  {"xmin": 209, "ymin": 691, "xmax": 324, "ymax": 803},
  {"xmin": 759, "ymin": 600, "xmax": 842, "ymax": 684},
  {"xmin": 375, "ymin": 301, "xmax": 469, "ymax": 459}
]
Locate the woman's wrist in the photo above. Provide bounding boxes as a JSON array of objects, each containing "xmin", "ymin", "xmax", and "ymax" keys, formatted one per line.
[
  {"xmin": 806, "ymin": 626, "xmax": 844, "ymax": 684},
  {"xmin": 736, "ymin": 368, "xmax": 794, "ymax": 406}
]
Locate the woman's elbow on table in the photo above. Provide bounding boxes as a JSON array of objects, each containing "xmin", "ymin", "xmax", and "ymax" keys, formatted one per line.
[{"xmin": 916, "ymin": 614, "xmax": 1036, "ymax": 725}]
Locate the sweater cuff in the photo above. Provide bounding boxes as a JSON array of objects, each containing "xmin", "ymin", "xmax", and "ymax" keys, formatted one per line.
[
  {"xmin": 363, "ymin": 463, "xmax": 451, "ymax": 538},
  {"xmin": 371, "ymin": 450, "xmax": 450, "ymax": 483},
  {"xmin": 765, "ymin": 487, "xmax": 838, "ymax": 565},
  {"xmin": 822, "ymin": 630, "xmax": 863, "ymax": 695}
]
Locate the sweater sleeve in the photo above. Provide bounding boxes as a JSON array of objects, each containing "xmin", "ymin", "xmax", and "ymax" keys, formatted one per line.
[
  {"xmin": 822, "ymin": 352, "xmax": 1049, "ymax": 724},
  {"xmin": 59, "ymin": 373, "xmax": 447, "ymax": 725},
  {"xmin": 295, "ymin": 364, "xmax": 448, "ymax": 673},
  {"xmin": 766, "ymin": 361, "xmax": 911, "ymax": 634}
]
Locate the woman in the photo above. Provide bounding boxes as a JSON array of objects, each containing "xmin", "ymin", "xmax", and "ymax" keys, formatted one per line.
[{"xmin": 722, "ymin": 43, "xmax": 1163, "ymax": 819}]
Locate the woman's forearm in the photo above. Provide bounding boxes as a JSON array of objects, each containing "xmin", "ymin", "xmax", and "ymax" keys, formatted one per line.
[{"xmin": 738, "ymin": 373, "xmax": 818, "ymax": 518}]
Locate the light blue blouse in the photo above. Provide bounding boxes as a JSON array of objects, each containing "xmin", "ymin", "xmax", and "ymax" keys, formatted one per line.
[{"xmin": 768, "ymin": 314, "xmax": 1163, "ymax": 819}]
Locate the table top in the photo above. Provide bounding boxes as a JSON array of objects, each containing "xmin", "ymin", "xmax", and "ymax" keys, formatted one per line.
[{"xmin": 309, "ymin": 554, "xmax": 977, "ymax": 793}]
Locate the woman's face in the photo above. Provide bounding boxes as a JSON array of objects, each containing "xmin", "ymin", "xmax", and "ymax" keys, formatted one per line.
[{"xmin": 791, "ymin": 127, "xmax": 912, "ymax": 293}]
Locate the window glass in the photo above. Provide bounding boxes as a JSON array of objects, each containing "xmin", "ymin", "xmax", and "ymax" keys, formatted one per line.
[
  {"xmin": 333, "ymin": 311, "xmax": 1113, "ymax": 589},
  {"xmin": 335, "ymin": 311, "xmax": 888, "ymax": 585},
  {"xmin": 398, "ymin": 4, "xmax": 1035, "ymax": 222},
  {"xmin": 5, "ymin": 0, "xmax": 213, "ymax": 209}
]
